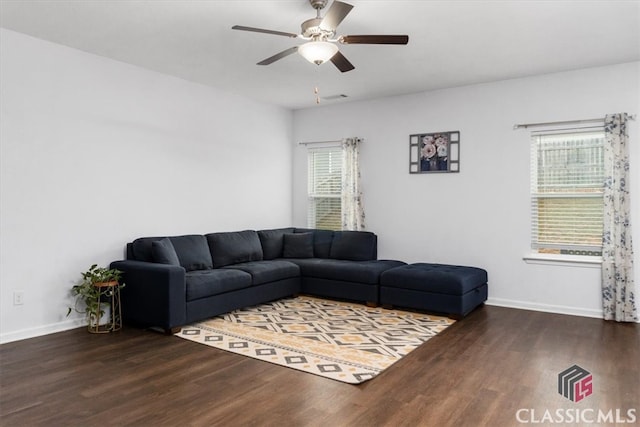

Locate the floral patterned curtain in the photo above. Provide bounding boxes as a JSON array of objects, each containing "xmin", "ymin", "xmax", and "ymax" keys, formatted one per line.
[
  {"xmin": 341, "ymin": 137, "xmax": 365, "ymax": 231},
  {"xmin": 602, "ymin": 113, "xmax": 638, "ymax": 322}
]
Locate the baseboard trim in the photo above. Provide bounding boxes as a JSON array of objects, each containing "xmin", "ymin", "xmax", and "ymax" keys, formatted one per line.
[
  {"xmin": 1, "ymin": 299, "xmax": 634, "ymax": 344},
  {"xmin": 486, "ymin": 298, "xmax": 603, "ymax": 319},
  {"xmin": 0, "ymin": 318, "xmax": 85, "ymax": 344}
]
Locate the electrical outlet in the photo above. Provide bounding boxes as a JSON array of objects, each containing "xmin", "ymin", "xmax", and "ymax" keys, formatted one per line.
[{"xmin": 13, "ymin": 291, "xmax": 24, "ymax": 306}]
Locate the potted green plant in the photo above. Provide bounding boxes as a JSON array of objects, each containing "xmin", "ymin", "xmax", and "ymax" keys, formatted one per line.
[{"xmin": 67, "ymin": 264, "xmax": 125, "ymax": 333}]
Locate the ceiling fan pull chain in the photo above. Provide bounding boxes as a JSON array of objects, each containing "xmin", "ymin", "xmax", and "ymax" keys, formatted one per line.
[{"xmin": 314, "ymin": 86, "xmax": 320, "ymax": 104}]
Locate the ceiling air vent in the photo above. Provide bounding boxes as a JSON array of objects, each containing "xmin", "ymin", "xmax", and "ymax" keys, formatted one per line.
[{"xmin": 322, "ymin": 94, "xmax": 349, "ymax": 101}]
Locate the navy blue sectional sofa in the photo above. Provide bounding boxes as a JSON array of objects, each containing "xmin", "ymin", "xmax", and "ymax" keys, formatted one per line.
[
  {"xmin": 111, "ymin": 228, "xmax": 406, "ymax": 333},
  {"xmin": 111, "ymin": 227, "xmax": 488, "ymax": 334}
]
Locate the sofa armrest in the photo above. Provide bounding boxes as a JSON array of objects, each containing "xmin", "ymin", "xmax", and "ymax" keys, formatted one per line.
[{"xmin": 110, "ymin": 260, "xmax": 187, "ymax": 331}]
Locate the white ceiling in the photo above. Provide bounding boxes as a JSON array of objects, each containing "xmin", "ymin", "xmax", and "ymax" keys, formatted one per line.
[{"xmin": 1, "ymin": 0, "xmax": 639, "ymax": 110}]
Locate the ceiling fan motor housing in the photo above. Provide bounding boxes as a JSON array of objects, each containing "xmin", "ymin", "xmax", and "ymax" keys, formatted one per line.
[{"xmin": 301, "ymin": 18, "xmax": 335, "ymax": 39}]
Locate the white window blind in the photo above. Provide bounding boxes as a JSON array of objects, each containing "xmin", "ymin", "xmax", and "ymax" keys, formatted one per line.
[
  {"xmin": 308, "ymin": 146, "xmax": 342, "ymax": 230},
  {"xmin": 530, "ymin": 129, "xmax": 605, "ymax": 256}
]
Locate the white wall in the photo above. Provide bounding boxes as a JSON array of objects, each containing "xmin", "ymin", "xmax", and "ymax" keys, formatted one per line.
[
  {"xmin": 0, "ymin": 29, "xmax": 293, "ymax": 343},
  {"xmin": 293, "ymin": 62, "xmax": 640, "ymax": 319}
]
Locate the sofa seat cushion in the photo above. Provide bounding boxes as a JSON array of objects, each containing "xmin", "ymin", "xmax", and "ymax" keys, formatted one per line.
[
  {"xmin": 186, "ymin": 269, "xmax": 252, "ymax": 301},
  {"xmin": 223, "ymin": 260, "xmax": 300, "ymax": 286},
  {"xmin": 285, "ymin": 258, "xmax": 406, "ymax": 285},
  {"xmin": 380, "ymin": 263, "xmax": 488, "ymax": 295}
]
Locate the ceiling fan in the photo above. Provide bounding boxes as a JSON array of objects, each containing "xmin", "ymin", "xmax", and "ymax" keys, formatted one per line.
[{"xmin": 232, "ymin": 0, "xmax": 409, "ymax": 73}]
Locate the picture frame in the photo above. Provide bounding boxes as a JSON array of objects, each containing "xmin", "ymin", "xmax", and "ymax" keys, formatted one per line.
[{"xmin": 409, "ymin": 131, "xmax": 460, "ymax": 173}]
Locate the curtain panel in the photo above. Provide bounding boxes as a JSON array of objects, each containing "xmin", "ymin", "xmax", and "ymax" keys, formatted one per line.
[
  {"xmin": 341, "ymin": 137, "xmax": 365, "ymax": 231},
  {"xmin": 602, "ymin": 113, "xmax": 638, "ymax": 322}
]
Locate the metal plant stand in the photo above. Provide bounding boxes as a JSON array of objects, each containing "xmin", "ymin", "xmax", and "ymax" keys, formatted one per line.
[{"xmin": 88, "ymin": 281, "xmax": 122, "ymax": 334}]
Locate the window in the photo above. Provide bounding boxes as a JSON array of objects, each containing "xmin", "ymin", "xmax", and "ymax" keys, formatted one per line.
[
  {"xmin": 308, "ymin": 146, "xmax": 342, "ymax": 230},
  {"xmin": 530, "ymin": 129, "xmax": 604, "ymax": 256}
]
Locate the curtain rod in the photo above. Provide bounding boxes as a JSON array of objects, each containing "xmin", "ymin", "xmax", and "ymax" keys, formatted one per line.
[
  {"xmin": 513, "ymin": 114, "xmax": 636, "ymax": 130},
  {"xmin": 298, "ymin": 140, "xmax": 343, "ymax": 145}
]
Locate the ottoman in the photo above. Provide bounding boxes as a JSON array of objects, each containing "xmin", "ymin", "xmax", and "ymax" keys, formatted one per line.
[{"xmin": 379, "ymin": 263, "xmax": 488, "ymax": 318}]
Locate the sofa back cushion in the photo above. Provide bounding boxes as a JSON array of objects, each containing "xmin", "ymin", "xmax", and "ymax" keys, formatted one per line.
[
  {"xmin": 151, "ymin": 238, "xmax": 180, "ymax": 266},
  {"xmin": 206, "ymin": 230, "xmax": 264, "ymax": 268},
  {"xmin": 258, "ymin": 227, "xmax": 295, "ymax": 260},
  {"xmin": 283, "ymin": 232, "xmax": 314, "ymax": 258},
  {"xmin": 169, "ymin": 235, "xmax": 213, "ymax": 271},
  {"xmin": 129, "ymin": 237, "xmax": 163, "ymax": 262},
  {"xmin": 329, "ymin": 231, "xmax": 378, "ymax": 261},
  {"xmin": 294, "ymin": 228, "xmax": 334, "ymax": 258},
  {"xmin": 129, "ymin": 235, "xmax": 213, "ymax": 271}
]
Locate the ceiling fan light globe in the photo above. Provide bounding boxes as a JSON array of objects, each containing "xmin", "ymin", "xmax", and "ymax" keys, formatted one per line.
[{"xmin": 298, "ymin": 41, "xmax": 338, "ymax": 65}]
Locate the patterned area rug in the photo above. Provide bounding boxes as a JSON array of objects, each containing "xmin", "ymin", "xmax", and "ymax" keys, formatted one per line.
[{"xmin": 177, "ymin": 296, "xmax": 455, "ymax": 384}]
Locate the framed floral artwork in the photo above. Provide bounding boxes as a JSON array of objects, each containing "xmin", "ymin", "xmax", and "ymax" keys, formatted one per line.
[{"xmin": 409, "ymin": 131, "xmax": 460, "ymax": 173}]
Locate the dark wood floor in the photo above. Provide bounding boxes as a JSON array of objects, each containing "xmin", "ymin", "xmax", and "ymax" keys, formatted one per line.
[{"xmin": 1, "ymin": 305, "xmax": 638, "ymax": 426}]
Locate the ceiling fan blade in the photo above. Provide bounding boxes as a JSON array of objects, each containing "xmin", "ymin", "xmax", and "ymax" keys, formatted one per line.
[
  {"xmin": 320, "ymin": 1, "xmax": 354, "ymax": 31},
  {"xmin": 330, "ymin": 51, "xmax": 355, "ymax": 73},
  {"xmin": 257, "ymin": 46, "xmax": 299, "ymax": 65},
  {"xmin": 340, "ymin": 35, "xmax": 409, "ymax": 45},
  {"xmin": 232, "ymin": 25, "xmax": 298, "ymax": 39}
]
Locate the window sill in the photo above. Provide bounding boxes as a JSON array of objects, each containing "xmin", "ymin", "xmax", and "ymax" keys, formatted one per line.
[{"xmin": 523, "ymin": 253, "xmax": 602, "ymax": 268}]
